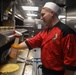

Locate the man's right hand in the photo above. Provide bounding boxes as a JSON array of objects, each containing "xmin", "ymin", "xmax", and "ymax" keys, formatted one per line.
[{"xmin": 11, "ymin": 44, "xmax": 20, "ymax": 49}]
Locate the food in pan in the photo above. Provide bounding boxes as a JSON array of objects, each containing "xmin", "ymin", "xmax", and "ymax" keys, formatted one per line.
[{"xmin": 0, "ymin": 63, "xmax": 19, "ymax": 73}]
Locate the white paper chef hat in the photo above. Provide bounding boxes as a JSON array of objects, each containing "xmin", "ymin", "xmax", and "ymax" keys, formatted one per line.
[{"xmin": 43, "ymin": 2, "xmax": 61, "ymax": 16}]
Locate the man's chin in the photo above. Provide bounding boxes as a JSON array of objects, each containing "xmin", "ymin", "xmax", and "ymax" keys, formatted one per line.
[
  {"xmin": 44, "ymin": 24, "xmax": 47, "ymax": 27},
  {"xmin": 44, "ymin": 23, "xmax": 49, "ymax": 27}
]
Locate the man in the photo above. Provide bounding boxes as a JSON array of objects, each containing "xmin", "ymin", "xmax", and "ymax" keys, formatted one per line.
[{"xmin": 10, "ymin": 2, "xmax": 76, "ymax": 75}]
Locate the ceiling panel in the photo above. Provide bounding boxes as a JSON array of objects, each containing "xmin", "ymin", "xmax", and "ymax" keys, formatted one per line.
[{"xmin": 15, "ymin": 0, "xmax": 66, "ymax": 19}]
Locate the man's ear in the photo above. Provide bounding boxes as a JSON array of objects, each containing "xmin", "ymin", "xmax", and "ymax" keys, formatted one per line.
[
  {"xmin": 50, "ymin": 11, "xmax": 55, "ymax": 17},
  {"xmin": 51, "ymin": 11, "xmax": 55, "ymax": 16}
]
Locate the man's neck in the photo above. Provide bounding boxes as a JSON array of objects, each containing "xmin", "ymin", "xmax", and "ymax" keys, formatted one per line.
[{"xmin": 52, "ymin": 17, "xmax": 59, "ymax": 26}]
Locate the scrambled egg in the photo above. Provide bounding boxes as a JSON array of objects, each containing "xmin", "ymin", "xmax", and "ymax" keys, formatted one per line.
[{"xmin": 0, "ymin": 63, "xmax": 19, "ymax": 73}]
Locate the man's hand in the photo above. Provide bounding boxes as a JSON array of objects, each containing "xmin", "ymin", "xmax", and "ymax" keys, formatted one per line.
[
  {"xmin": 11, "ymin": 41, "xmax": 28, "ymax": 50},
  {"xmin": 11, "ymin": 44, "xmax": 20, "ymax": 49}
]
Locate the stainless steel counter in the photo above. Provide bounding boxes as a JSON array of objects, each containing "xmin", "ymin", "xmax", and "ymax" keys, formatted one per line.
[
  {"xmin": 0, "ymin": 48, "xmax": 33, "ymax": 75},
  {"xmin": 0, "ymin": 46, "xmax": 42, "ymax": 75}
]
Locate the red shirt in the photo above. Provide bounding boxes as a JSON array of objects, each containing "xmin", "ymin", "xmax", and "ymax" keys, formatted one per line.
[{"xmin": 26, "ymin": 21, "xmax": 76, "ymax": 71}]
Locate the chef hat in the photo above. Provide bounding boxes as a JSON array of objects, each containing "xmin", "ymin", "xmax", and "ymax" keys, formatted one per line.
[{"xmin": 43, "ymin": 2, "xmax": 61, "ymax": 16}]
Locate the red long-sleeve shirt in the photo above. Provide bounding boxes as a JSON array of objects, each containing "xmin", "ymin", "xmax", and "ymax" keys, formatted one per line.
[{"xmin": 26, "ymin": 21, "xmax": 76, "ymax": 71}]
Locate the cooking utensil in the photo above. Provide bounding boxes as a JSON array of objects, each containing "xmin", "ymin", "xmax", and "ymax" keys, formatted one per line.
[{"xmin": 17, "ymin": 55, "xmax": 33, "ymax": 64}]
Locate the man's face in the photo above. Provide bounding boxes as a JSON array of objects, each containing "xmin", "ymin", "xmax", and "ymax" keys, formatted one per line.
[{"xmin": 40, "ymin": 8, "xmax": 54, "ymax": 27}]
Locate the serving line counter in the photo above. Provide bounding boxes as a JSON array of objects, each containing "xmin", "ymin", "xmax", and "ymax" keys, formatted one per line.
[
  {"xmin": 0, "ymin": 48, "xmax": 42, "ymax": 75},
  {"xmin": 0, "ymin": 48, "xmax": 33, "ymax": 75}
]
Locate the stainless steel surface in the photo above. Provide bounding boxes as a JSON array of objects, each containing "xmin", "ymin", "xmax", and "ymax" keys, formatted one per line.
[
  {"xmin": 0, "ymin": 49, "xmax": 30, "ymax": 75},
  {"xmin": 0, "ymin": 33, "xmax": 8, "ymax": 47},
  {"xmin": 0, "ymin": 47, "xmax": 41, "ymax": 75},
  {"xmin": 17, "ymin": 55, "xmax": 33, "ymax": 64},
  {"xmin": 24, "ymin": 65, "xmax": 33, "ymax": 75},
  {"xmin": 31, "ymin": 48, "xmax": 42, "ymax": 75}
]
